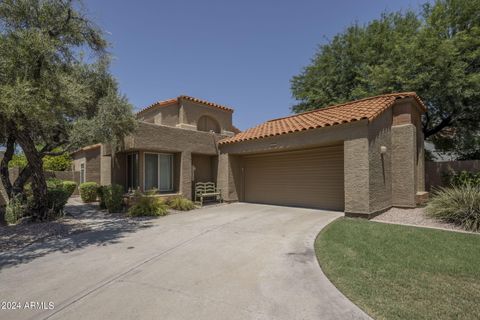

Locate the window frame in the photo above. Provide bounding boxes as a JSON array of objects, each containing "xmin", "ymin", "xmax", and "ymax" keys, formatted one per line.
[
  {"xmin": 143, "ymin": 152, "xmax": 174, "ymax": 193},
  {"xmin": 79, "ymin": 162, "xmax": 86, "ymax": 184},
  {"xmin": 126, "ymin": 152, "xmax": 139, "ymax": 191}
]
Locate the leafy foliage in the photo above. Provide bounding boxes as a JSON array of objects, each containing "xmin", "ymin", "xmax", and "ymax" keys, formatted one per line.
[
  {"xmin": 45, "ymin": 185, "xmax": 70, "ymax": 219},
  {"xmin": 9, "ymin": 150, "xmax": 72, "ymax": 171},
  {"xmin": 101, "ymin": 184, "xmax": 124, "ymax": 213},
  {"xmin": 442, "ymin": 170, "xmax": 480, "ymax": 187},
  {"xmin": 0, "ymin": 0, "xmax": 136, "ymax": 220},
  {"xmin": 61, "ymin": 180, "xmax": 77, "ymax": 197},
  {"xmin": 291, "ymin": 0, "xmax": 480, "ymax": 158},
  {"xmin": 128, "ymin": 196, "xmax": 168, "ymax": 217},
  {"xmin": 4, "ymin": 194, "xmax": 25, "ymax": 224},
  {"xmin": 167, "ymin": 196, "xmax": 195, "ymax": 211},
  {"xmin": 427, "ymin": 184, "xmax": 480, "ymax": 231},
  {"xmin": 79, "ymin": 182, "xmax": 98, "ymax": 203}
]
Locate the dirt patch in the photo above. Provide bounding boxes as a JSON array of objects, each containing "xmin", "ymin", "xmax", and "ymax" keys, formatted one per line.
[
  {"xmin": 372, "ymin": 207, "xmax": 469, "ymax": 232},
  {"xmin": 0, "ymin": 218, "xmax": 91, "ymax": 252}
]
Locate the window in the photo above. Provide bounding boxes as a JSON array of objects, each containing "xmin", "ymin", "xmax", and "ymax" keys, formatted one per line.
[
  {"xmin": 80, "ymin": 163, "xmax": 85, "ymax": 184},
  {"xmin": 144, "ymin": 153, "xmax": 173, "ymax": 192},
  {"xmin": 127, "ymin": 153, "xmax": 139, "ymax": 191},
  {"xmin": 197, "ymin": 115, "xmax": 220, "ymax": 133}
]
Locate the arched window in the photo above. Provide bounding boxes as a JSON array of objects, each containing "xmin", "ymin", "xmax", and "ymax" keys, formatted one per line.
[{"xmin": 197, "ymin": 115, "xmax": 221, "ymax": 133}]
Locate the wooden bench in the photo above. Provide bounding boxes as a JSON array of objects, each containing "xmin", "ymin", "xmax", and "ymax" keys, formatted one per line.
[{"xmin": 194, "ymin": 182, "xmax": 222, "ymax": 206}]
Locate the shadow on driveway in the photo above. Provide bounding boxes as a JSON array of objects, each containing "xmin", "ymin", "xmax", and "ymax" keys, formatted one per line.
[{"xmin": 0, "ymin": 200, "xmax": 156, "ymax": 269}]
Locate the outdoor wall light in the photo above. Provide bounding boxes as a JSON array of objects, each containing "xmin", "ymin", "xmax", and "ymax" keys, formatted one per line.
[{"xmin": 380, "ymin": 146, "xmax": 387, "ymax": 154}]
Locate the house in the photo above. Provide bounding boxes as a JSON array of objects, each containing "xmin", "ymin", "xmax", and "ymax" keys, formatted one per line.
[{"xmin": 71, "ymin": 92, "xmax": 427, "ymax": 218}]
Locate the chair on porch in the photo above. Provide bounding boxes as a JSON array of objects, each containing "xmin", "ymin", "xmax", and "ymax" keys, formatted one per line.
[{"xmin": 194, "ymin": 182, "xmax": 222, "ymax": 207}]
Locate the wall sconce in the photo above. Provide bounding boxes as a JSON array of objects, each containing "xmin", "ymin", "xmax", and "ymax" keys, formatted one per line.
[{"xmin": 380, "ymin": 146, "xmax": 387, "ymax": 154}]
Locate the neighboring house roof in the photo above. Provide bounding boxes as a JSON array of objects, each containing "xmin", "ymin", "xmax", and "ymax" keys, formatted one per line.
[
  {"xmin": 220, "ymin": 92, "xmax": 426, "ymax": 145},
  {"xmin": 137, "ymin": 95, "xmax": 234, "ymax": 116}
]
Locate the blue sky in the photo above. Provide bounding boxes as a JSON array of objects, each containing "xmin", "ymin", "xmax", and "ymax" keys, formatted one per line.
[{"xmin": 84, "ymin": 0, "xmax": 426, "ymax": 130}]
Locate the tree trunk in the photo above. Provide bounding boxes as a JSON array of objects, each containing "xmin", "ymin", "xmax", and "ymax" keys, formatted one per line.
[
  {"xmin": 15, "ymin": 131, "xmax": 48, "ymax": 221},
  {"xmin": 0, "ymin": 134, "xmax": 15, "ymax": 199},
  {"xmin": 12, "ymin": 166, "xmax": 32, "ymax": 196}
]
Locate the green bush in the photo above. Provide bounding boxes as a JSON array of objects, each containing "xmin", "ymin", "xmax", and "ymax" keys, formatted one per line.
[
  {"xmin": 168, "ymin": 196, "xmax": 195, "ymax": 211},
  {"xmin": 46, "ymin": 186, "xmax": 71, "ymax": 218},
  {"xmin": 62, "ymin": 181, "xmax": 77, "ymax": 197},
  {"xmin": 127, "ymin": 196, "xmax": 168, "ymax": 217},
  {"xmin": 4, "ymin": 195, "xmax": 26, "ymax": 225},
  {"xmin": 102, "ymin": 184, "xmax": 124, "ymax": 213},
  {"xmin": 97, "ymin": 186, "xmax": 107, "ymax": 209},
  {"xmin": 442, "ymin": 170, "xmax": 480, "ymax": 187},
  {"xmin": 79, "ymin": 182, "xmax": 99, "ymax": 202},
  {"xmin": 426, "ymin": 184, "xmax": 480, "ymax": 231},
  {"xmin": 8, "ymin": 150, "xmax": 72, "ymax": 171},
  {"xmin": 46, "ymin": 177, "xmax": 63, "ymax": 189}
]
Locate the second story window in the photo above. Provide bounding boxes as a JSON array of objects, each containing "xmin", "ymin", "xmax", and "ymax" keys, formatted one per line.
[{"xmin": 197, "ymin": 115, "xmax": 220, "ymax": 133}]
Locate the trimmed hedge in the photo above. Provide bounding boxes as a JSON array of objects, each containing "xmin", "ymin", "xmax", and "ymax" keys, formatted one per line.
[
  {"xmin": 62, "ymin": 181, "xmax": 77, "ymax": 197},
  {"xmin": 79, "ymin": 182, "xmax": 99, "ymax": 202},
  {"xmin": 102, "ymin": 184, "xmax": 124, "ymax": 213}
]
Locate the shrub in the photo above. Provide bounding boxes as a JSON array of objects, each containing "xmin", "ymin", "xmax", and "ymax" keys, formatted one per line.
[
  {"xmin": 127, "ymin": 196, "xmax": 168, "ymax": 217},
  {"xmin": 79, "ymin": 182, "xmax": 99, "ymax": 202},
  {"xmin": 46, "ymin": 186, "xmax": 71, "ymax": 218},
  {"xmin": 426, "ymin": 184, "xmax": 480, "ymax": 231},
  {"xmin": 46, "ymin": 177, "xmax": 63, "ymax": 189},
  {"xmin": 168, "ymin": 196, "xmax": 195, "ymax": 211},
  {"xmin": 442, "ymin": 170, "xmax": 480, "ymax": 187},
  {"xmin": 102, "ymin": 184, "xmax": 124, "ymax": 213},
  {"xmin": 97, "ymin": 186, "xmax": 107, "ymax": 209},
  {"xmin": 4, "ymin": 195, "xmax": 26, "ymax": 225},
  {"xmin": 62, "ymin": 181, "xmax": 77, "ymax": 197}
]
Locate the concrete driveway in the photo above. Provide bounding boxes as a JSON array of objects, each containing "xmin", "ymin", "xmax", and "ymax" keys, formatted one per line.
[{"xmin": 0, "ymin": 203, "xmax": 370, "ymax": 320}]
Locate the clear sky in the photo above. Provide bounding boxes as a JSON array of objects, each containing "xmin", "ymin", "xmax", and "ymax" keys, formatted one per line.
[{"xmin": 83, "ymin": 0, "xmax": 426, "ymax": 130}]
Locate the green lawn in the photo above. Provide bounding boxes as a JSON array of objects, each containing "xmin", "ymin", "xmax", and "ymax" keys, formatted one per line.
[{"xmin": 315, "ymin": 218, "xmax": 480, "ymax": 320}]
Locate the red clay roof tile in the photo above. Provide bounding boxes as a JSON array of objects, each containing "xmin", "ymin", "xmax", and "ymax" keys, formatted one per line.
[
  {"xmin": 137, "ymin": 95, "xmax": 234, "ymax": 115},
  {"xmin": 220, "ymin": 92, "xmax": 426, "ymax": 145}
]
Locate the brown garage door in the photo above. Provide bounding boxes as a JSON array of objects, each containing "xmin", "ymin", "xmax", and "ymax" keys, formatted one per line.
[{"xmin": 243, "ymin": 145, "xmax": 344, "ymax": 210}]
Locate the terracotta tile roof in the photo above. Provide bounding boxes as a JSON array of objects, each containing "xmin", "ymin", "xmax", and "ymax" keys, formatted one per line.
[
  {"xmin": 220, "ymin": 92, "xmax": 426, "ymax": 145},
  {"xmin": 137, "ymin": 95, "xmax": 234, "ymax": 115}
]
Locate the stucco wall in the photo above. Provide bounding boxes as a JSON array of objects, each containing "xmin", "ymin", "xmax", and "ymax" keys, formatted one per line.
[
  {"xmin": 137, "ymin": 102, "xmax": 180, "ymax": 126},
  {"xmin": 391, "ymin": 124, "xmax": 417, "ymax": 207},
  {"xmin": 180, "ymin": 100, "xmax": 234, "ymax": 133},
  {"xmin": 127, "ymin": 122, "xmax": 219, "ymax": 155},
  {"xmin": 72, "ymin": 146, "xmax": 101, "ymax": 184},
  {"xmin": 367, "ymin": 108, "xmax": 393, "ymax": 213},
  {"xmin": 192, "ymin": 154, "xmax": 215, "ymax": 183}
]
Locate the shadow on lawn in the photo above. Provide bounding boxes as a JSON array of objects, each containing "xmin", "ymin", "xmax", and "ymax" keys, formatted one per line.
[{"xmin": 0, "ymin": 201, "xmax": 156, "ymax": 269}]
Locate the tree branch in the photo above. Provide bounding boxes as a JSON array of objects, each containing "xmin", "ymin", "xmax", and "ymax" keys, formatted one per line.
[{"xmin": 424, "ymin": 115, "xmax": 453, "ymax": 138}]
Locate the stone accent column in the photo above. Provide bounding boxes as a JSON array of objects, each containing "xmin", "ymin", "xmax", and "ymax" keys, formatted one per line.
[
  {"xmin": 391, "ymin": 124, "xmax": 417, "ymax": 207},
  {"xmin": 344, "ymin": 138, "xmax": 370, "ymax": 215},
  {"xmin": 180, "ymin": 151, "xmax": 192, "ymax": 199}
]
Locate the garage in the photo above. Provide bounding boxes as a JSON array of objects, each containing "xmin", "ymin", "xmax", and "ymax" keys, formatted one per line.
[{"xmin": 243, "ymin": 145, "xmax": 344, "ymax": 211}]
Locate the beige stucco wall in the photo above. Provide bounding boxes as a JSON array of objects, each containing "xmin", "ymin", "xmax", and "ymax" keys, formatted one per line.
[
  {"xmin": 137, "ymin": 99, "xmax": 234, "ymax": 135},
  {"xmin": 72, "ymin": 146, "xmax": 101, "ymax": 184},
  {"xmin": 126, "ymin": 122, "xmax": 219, "ymax": 155},
  {"xmin": 180, "ymin": 100, "xmax": 234, "ymax": 133},
  {"xmin": 367, "ymin": 108, "xmax": 393, "ymax": 213}
]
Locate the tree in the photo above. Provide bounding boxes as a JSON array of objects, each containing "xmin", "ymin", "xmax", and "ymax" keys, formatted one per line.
[
  {"xmin": 8, "ymin": 148, "xmax": 72, "ymax": 171},
  {"xmin": 0, "ymin": 0, "xmax": 137, "ymax": 220},
  {"xmin": 291, "ymin": 0, "xmax": 480, "ymax": 159}
]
